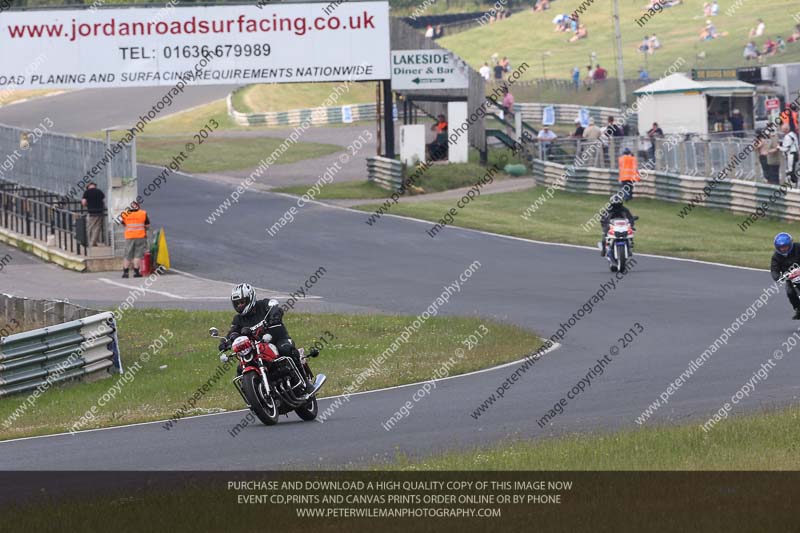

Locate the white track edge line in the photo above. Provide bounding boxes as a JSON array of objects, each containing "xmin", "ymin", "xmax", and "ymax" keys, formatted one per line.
[{"xmin": 0, "ymin": 343, "xmax": 559, "ymax": 445}]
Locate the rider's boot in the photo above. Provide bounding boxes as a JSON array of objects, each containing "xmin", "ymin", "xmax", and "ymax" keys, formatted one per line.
[{"xmin": 792, "ymin": 308, "xmax": 800, "ymax": 320}]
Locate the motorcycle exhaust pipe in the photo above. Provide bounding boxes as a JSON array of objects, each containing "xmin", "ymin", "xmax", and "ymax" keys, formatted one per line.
[{"xmin": 275, "ymin": 381, "xmax": 302, "ymax": 409}]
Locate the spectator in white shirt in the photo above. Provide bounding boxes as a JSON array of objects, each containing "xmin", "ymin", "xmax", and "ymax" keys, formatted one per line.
[
  {"xmin": 479, "ymin": 62, "xmax": 491, "ymax": 80},
  {"xmin": 537, "ymin": 126, "xmax": 558, "ymax": 157}
]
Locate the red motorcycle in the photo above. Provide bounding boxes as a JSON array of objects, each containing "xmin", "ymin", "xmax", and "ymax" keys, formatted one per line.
[{"xmin": 209, "ymin": 321, "xmax": 326, "ymax": 426}]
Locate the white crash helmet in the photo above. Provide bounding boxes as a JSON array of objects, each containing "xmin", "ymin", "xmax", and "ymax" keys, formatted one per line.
[{"xmin": 231, "ymin": 283, "xmax": 256, "ymax": 316}]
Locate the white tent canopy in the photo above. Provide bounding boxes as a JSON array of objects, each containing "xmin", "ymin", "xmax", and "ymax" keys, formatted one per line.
[{"xmin": 634, "ymin": 73, "xmax": 756, "ymax": 96}]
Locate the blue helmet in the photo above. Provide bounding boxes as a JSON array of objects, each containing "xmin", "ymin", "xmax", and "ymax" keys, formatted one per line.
[{"xmin": 774, "ymin": 232, "xmax": 793, "ymax": 256}]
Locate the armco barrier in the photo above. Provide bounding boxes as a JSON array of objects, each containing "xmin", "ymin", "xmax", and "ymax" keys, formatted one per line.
[
  {"xmin": 227, "ymin": 93, "xmax": 377, "ymax": 127},
  {"xmin": 227, "ymin": 90, "xmax": 625, "ymax": 131},
  {"xmin": 532, "ymin": 159, "xmax": 800, "ymax": 220},
  {"xmin": 0, "ymin": 308, "xmax": 121, "ymax": 398},
  {"xmin": 367, "ymin": 156, "xmax": 404, "ymax": 191}
]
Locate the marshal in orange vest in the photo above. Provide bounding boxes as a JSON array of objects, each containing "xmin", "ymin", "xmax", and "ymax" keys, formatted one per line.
[
  {"xmin": 618, "ymin": 154, "xmax": 641, "ymax": 182},
  {"xmin": 121, "ymin": 209, "xmax": 149, "ymax": 239}
]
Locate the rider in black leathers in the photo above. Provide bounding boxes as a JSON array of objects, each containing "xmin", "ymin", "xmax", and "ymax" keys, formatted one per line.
[
  {"xmin": 770, "ymin": 233, "xmax": 800, "ymax": 319},
  {"xmin": 221, "ymin": 283, "xmax": 316, "ymax": 391},
  {"xmin": 600, "ymin": 195, "xmax": 636, "ymax": 257}
]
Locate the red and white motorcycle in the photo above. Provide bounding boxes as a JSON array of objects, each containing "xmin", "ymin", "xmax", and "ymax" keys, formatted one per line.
[
  {"xmin": 209, "ymin": 321, "xmax": 326, "ymax": 426},
  {"xmin": 604, "ymin": 218, "xmax": 635, "ymax": 273}
]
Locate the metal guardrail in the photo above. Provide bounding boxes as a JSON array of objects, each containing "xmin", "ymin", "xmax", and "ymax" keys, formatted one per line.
[
  {"xmin": 533, "ymin": 159, "xmax": 800, "ymax": 221},
  {"xmin": 532, "ymin": 134, "xmax": 772, "ymax": 182},
  {"xmin": 227, "ymin": 94, "xmax": 377, "ymax": 127},
  {"xmin": 367, "ymin": 156, "xmax": 404, "ymax": 191},
  {"xmin": 0, "ymin": 180, "xmax": 91, "ymax": 256},
  {"xmin": 0, "ymin": 312, "xmax": 121, "ymax": 398}
]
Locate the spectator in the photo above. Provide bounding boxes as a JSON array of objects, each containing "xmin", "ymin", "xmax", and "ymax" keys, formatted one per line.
[
  {"xmin": 646, "ymin": 122, "xmax": 664, "ymax": 162},
  {"xmin": 700, "ymin": 20, "xmax": 721, "ymax": 40},
  {"xmin": 479, "ymin": 62, "xmax": 491, "ymax": 80},
  {"xmin": 537, "ymin": 126, "xmax": 558, "ymax": 157},
  {"xmin": 500, "ymin": 56, "xmax": 510, "ymax": 72},
  {"xmin": 120, "ymin": 201, "xmax": 150, "ymax": 278},
  {"xmin": 780, "ymin": 123, "xmax": 800, "ymax": 185},
  {"xmin": 638, "ymin": 67, "xmax": 650, "ymax": 81},
  {"xmin": 427, "ymin": 114, "xmax": 448, "ymax": 161},
  {"xmin": 777, "ymin": 36, "xmax": 786, "ymax": 54},
  {"xmin": 648, "ymin": 34, "xmax": 661, "ymax": 53},
  {"xmin": 571, "ymin": 118, "xmax": 585, "ymax": 138},
  {"xmin": 501, "ymin": 86, "xmax": 515, "ymax": 119},
  {"xmin": 425, "ymin": 25, "xmax": 434, "ymax": 38},
  {"xmin": 534, "ymin": 0, "xmax": 550, "ymax": 12},
  {"xmin": 756, "ymin": 130, "xmax": 781, "ymax": 184},
  {"xmin": 607, "ymin": 116, "xmax": 624, "ymax": 138},
  {"xmin": 552, "ymin": 14, "xmax": 569, "ymax": 32},
  {"xmin": 703, "ymin": 2, "xmax": 712, "ymax": 17},
  {"xmin": 572, "ymin": 66, "xmax": 581, "ymax": 91},
  {"xmin": 638, "ymin": 36, "xmax": 650, "ymax": 54},
  {"xmin": 749, "ymin": 18, "xmax": 765, "ymax": 38},
  {"xmin": 81, "ymin": 182, "xmax": 106, "ymax": 248},
  {"xmin": 493, "ymin": 61, "xmax": 505, "ymax": 80},
  {"xmin": 763, "ymin": 37, "xmax": 777, "ymax": 56},
  {"xmin": 569, "ymin": 24, "xmax": 588, "ymax": 42},
  {"xmin": 788, "ymin": 24, "xmax": 800, "ymax": 43},
  {"xmin": 583, "ymin": 118, "xmax": 602, "ymax": 140},
  {"xmin": 618, "ymin": 148, "xmax": 641, "ymax": 200},
  {"xmin": 593, "ymin": 64, "xmax": 608, "ymax": 80},
  {"xmin": 604, "ymin": 116, "xmax": 624, "ymax": 165},
  {"xmin": 711, "ymin": 0, "xmax": 719, "ymax": 15},
  {"xmin": 743, "ymin": 41, "xmax": 759, "ymax": 60},
  {"xmin": 584, "ymin": 65, "xmax": 595, "ymax": 90},
  {"xmin": 434, "ymin": 24, "xmax": 444, "ymax": 39},
  {"xmin": 729, "ymin": 109, "xmax": 745, "ymax": 137}
]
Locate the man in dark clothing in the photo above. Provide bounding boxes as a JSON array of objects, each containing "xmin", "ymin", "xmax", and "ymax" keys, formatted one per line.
[
  {"xmin": 81, "ymin": 182, "xmax": 106, "ymax": 247},
  {"xmin": 600, "ymin": 195, "xmax": 635, "ymax": 257},
  {"xmin": 770, "ymin": 232, "xmax": 800, "ymax": 319},
  {"xmin": 493, "ymin": 63, "xmax": 505, "ymax": 80},
  {"xmin": 647, "ymin": 122, "xmax": 664, "ymax": 163},
  {"xmin": 221, "ymin": 283, "xmax": 317, "ymax": 390},
  {"xmin": 729, "ymin": 109, "xmax": 745, "ymax": 138},
  {"xmin": 603, "ymin": 117, "xmax": 624, "ymax": 166}
]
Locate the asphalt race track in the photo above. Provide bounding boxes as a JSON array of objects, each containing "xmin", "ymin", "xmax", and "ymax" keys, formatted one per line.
[{"xmin": 1, "ymin": 93, "xmax": 799, "ymax": 470}]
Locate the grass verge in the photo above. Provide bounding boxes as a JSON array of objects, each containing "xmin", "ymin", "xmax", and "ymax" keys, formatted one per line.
[
  {"xmin": 356, "ymin": 185, "xmax": 785, "ymax": 269},
  {"xmin": 232, "ymin": 82, "xmax": 378, "ymax": 114},
  {"xmin": 395, "ymin": 405, "xmax": 800, "ymax": 470},
  {"xmin": 274, "ymin": 148, "xmax": 525, "ymax": 200},
  {"xmin": 0, "ymin": 89, "xmax": 61, "ymax": 107},
  {"xmin": 134, "ymin": 136, "xmax": 341, "ymax": 173},
  {"xmin": 0, "ymin": 309, "xmax": 541, "ymax": 440}
]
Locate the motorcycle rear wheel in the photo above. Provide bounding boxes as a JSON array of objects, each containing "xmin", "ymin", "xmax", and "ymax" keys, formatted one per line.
[
  {"xmin": 296, "ymin": 396, "xmax": 318, "ymax": 421},
  {"xmin": 242, "ymin": 372, "xmax": 280, "ymax": 426}
]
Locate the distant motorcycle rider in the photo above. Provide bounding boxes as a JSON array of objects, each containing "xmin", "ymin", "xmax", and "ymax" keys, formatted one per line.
[
  {"xmin": 770, "ymin": 233, "xmax": 800, "ymax": 319},
  {"xmin": 220, "ymin": 283, "xmax": 317, "ymax": 391},
  {"xmin": 599, "ymin": 194, "xmax": 636, "ymax": 257}
]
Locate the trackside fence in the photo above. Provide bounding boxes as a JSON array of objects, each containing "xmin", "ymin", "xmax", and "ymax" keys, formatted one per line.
[
  {"xmin": 532, "ymin": 159, "xmax": 800, "ymax": 220},
  {"xmin": 0, "ymin": 310, "xmax": 121, "ymax": 398}
]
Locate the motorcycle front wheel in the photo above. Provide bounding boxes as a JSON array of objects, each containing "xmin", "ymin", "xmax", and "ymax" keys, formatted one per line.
[
  {"xmin": 296, "ymin": 396, "xmax": 318, "ymax": 421},
  {"xmin": 242, "ymin": 372, "xmax": 280, "ymax": 426}
]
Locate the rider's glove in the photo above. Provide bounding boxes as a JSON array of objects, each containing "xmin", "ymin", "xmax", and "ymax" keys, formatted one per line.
[
  {"xmin": 218, "ymin": 338, "xmax": 228, "ymax": 351},
  {"xmin": 266, "ymin": 306, "xmax": 284, "ymax": 326}
]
